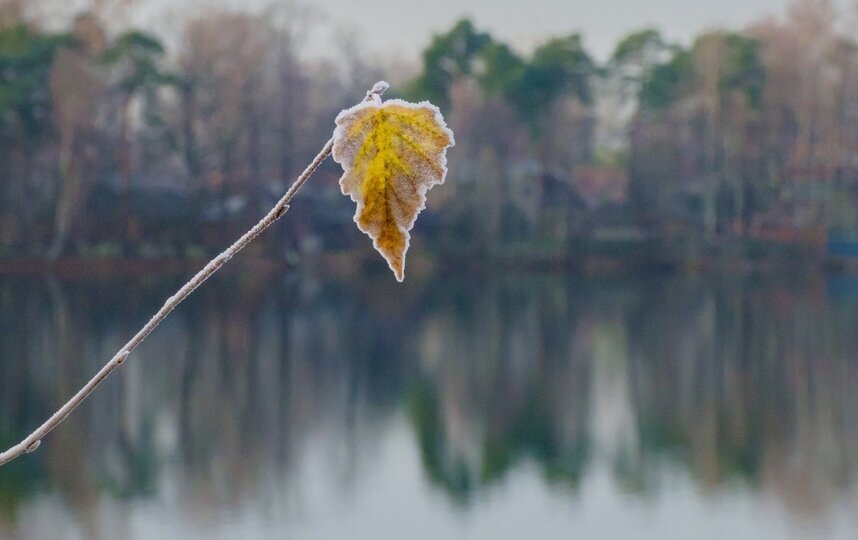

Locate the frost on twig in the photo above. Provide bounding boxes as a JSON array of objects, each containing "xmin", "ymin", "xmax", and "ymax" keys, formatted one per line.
[{"xmin": 0, "ymin": 82, "xmax": 391, "ymax": 468}]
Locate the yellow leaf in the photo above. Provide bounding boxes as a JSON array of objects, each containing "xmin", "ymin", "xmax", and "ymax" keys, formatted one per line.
[{"xmin": 332, "ymin": 97, "xmax": 455, "ymax": 282}]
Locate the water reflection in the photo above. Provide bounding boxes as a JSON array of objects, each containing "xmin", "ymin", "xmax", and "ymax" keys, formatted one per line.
[{"xmin": 1, "ymin": 271, "xmax": 857, "ymax": 538}]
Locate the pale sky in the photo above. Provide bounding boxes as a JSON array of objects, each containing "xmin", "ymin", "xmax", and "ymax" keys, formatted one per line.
[
  {"xmin": 313, "ymin": 0, "xmax": 791, "ymax": 59},
  {"xmin": 40, "ymin": 0, "xmax": 855, "ymax": 62},
  {"xmin": 273, "ymin": 0, "xmax": 851, "ymax": 60}
]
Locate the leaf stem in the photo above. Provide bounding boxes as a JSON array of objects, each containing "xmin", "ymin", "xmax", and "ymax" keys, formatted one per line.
[{"xmin": 0, "ymin": 82, "xmax": 388, "ymax": 468}]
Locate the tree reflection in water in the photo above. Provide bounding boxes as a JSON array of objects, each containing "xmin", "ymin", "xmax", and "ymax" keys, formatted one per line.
[{"xmin": 1, "ymin": 270, "xmax": 857, "ymax": 536}]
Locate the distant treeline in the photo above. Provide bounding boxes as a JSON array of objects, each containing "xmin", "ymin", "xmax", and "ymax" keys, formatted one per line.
[{"xmin": 1, "ymin": 0, "xmax": 857, "ymax": 263}]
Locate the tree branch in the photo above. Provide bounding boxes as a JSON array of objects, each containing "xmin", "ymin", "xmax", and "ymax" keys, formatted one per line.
[{"xmin": 0, "ymin": 81, "xmax": 389, "ymax": 468}]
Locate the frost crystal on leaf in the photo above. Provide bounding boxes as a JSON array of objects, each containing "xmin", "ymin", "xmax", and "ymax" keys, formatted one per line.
[{"xmin": 332, "ymin": 98, "xmax": 455, "ymax": 282}]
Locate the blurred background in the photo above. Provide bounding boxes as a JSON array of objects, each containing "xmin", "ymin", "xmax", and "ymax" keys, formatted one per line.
[{"xmin": 2, "ymin": 0, "xmax": 858, "ymax": 538}]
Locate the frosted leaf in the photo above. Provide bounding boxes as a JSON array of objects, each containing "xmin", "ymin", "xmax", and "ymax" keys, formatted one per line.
[{"xmin": 332, "ymin": 98, "xmax": 455, "ymax": 281}]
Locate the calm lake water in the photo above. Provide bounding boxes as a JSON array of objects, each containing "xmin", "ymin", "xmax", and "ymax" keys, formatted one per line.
[{"xmin": 1, "ymin": 269, "xmax": 858, "ymax": 539}]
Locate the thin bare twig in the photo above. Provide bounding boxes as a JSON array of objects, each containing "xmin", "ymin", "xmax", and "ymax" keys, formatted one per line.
[{"xmin": 0, "ymin": 81, "xmax": 389, "ymax": 468}]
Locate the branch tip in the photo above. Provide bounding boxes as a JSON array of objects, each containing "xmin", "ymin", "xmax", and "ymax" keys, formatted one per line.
[{"xmin": 370, "ymin": 81, "xmax": 390, "ymax": 97}]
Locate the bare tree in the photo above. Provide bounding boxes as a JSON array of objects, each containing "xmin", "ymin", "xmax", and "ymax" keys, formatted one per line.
[
  {"xmin": 178, "ymin": 12, "xmax": 273, "ymax": 191},
  {"xmin": 47, "ymin": 13, "xmax": 108, "ymax": 258}
]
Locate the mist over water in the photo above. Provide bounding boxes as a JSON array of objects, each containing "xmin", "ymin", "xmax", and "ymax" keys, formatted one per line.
[{"xmin": 1, "ymin": 270, "xmax": 857, "ymax": 539}]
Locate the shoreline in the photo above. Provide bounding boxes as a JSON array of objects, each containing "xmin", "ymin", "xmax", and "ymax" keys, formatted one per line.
[{"xmin": 0, "ymin": 251, "xmax": 856, "ymax": 280}]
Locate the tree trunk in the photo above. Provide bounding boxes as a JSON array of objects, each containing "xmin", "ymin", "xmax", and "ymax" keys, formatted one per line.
[{"xmin": 48, "ymin": 136, "xmax": 82, "ymax": 260}]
